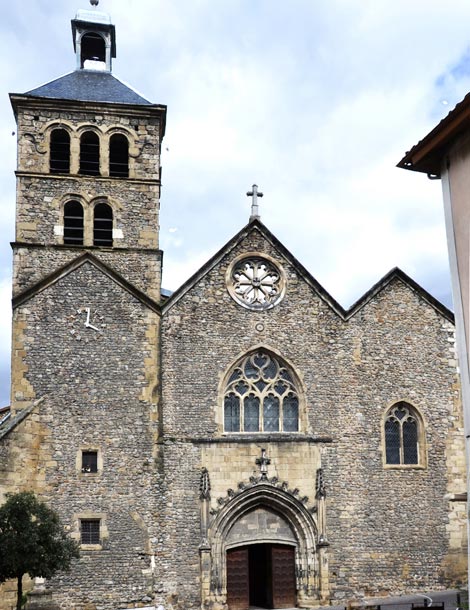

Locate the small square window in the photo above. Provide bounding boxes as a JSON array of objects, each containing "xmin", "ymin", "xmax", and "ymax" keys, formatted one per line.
[
  {"xmin": 80, "ymin": 519, "xmax": 100, "ymax": 545},
  {"xmin": 81, "ymin": 451, "xmax": 98, "ymax": 473}
]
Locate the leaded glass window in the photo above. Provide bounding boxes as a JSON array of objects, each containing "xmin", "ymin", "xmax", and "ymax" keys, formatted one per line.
[
  {"xmin": 223, "ymin": 352, "xmax": 300, "ymax": 432},
  {"xmin": 384, "ymin": 402, "xmax": 420, "ymax": 465}
]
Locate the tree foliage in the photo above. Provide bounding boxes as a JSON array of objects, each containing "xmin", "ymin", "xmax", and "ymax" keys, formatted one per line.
[{"xmin": 0, "ymin": 491, "xmax": 80, "ymax": 610}]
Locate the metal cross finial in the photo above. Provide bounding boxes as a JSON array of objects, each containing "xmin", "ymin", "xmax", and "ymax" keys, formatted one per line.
[
  {"xmin": 247, "ymin": 184, "xmax": 263, "ymax": 221},
  {"xmin": 255, "ymin": 448, "xmax": 271, "ymax": 480}
]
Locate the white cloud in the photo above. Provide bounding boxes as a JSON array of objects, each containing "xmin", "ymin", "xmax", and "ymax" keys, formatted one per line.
[{"xmin": 1, "ymin": 0, "xmax": 470, "ymax": 402}]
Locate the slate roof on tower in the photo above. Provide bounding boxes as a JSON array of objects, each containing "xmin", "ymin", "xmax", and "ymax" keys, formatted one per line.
[{"xmin": 23, "ymin": 70, "xmax": 152, "ymax": 106}]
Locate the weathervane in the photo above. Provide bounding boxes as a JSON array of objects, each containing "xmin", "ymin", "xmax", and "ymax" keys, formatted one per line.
[{"xmin": 247, "ymin": 184, "xmax": 263, "ymax": 221}]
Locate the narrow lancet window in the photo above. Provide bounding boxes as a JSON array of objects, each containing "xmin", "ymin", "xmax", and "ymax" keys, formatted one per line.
[
  {"xmin": 64, "ymin": 201, "xmax": 84, "ymax": 245},
  {"xmin": 109, "ymin": 134, "xmax": 129, "ymax": 177},
  {"xmin": 224, "ymin": 351, "xmax": 300, "ymax": 433},
  {"xmin": 80, "ymin": 131, "xmax": 100, "ymax": 176},
  {"xmin": 224, "ymin": 394, "xmax": 240, "ymax": 432},
  {"xmin": 93, "ymin": 203, "xmax": 113, "ymax": 247},
  {"xmin": 50, "ymin": 129, "xmax": 70, "ymax": 174}
]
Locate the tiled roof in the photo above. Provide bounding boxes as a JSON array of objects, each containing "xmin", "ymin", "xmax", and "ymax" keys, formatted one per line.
[
  {"xmin": 24, "ymin": 70, "xmax": 152, "ymax": 106},
  {"xmin": 398, "ymin": 91, "xmax": 470, "ymax": 175}
]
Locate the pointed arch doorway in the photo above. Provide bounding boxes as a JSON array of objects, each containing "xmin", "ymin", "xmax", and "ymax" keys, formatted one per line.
[
  {"xmin": 201, "ymin": 481, "xmax": 328, "ymax": 609},
  {"xmin": 226, "ymin": 542, "xmax": 296, "ymax": 609}
]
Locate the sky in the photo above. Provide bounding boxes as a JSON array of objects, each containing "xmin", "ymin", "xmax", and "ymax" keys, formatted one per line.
[{"xmin": 1, "ymin": 0, "xmax": 470, "ymax": 405}]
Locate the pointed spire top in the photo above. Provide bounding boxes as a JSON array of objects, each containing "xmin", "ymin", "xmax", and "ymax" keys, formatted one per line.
[{"xmin": 247, "ymin": 184, "xmax": 263, "ymax": 222}]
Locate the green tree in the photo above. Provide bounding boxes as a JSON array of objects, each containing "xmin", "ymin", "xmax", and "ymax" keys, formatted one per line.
[{"xmin": 0, "ymin": 491, "xmax": 80, "ymax": 610}]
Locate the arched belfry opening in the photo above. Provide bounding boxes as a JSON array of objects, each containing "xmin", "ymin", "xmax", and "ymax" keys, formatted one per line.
[
  {"xmin": 109, "ymin": 133, "xmax": 129, "ymax": 177},
  {"xmin": 80, "ymin": 32, "xmax": 106, "ymax": 68},
  {"xmin": 72, "ymin": 8, "xmax": 116, "ymax": 72},
  {"xmin": 50, "ymin": 129, "xmax": 70, "ymax": 174}
]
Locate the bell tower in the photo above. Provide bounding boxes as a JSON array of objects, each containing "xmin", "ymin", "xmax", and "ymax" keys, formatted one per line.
[
  {"xmin": 9, "ymin": 1, "xmax": 166, "ymax": 304},
  {"xmin": 9, "ymin": 3, "xmax": 166, "ymax": 413}
]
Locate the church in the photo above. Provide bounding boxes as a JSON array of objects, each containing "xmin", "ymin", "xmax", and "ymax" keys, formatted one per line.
[{"xmin": 0, "ymin": 4, "xmax": 467, "ymax": 610}]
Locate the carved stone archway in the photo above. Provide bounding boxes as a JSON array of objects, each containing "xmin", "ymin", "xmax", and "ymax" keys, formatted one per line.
[{"xmin": 200, "ymin": 476, "xmax": 329, "ymax": 609}]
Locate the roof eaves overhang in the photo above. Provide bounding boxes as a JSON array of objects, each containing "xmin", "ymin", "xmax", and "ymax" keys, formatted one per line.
[
  {"xmin": 397, "ymin": 92, "xmax": 470, "ymax": 177},
  {"xmin": 9, "ymin": 93, "xmax": 167, "ymax": 134}
]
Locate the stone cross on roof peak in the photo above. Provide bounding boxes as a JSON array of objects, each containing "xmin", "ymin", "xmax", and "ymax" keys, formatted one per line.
[{"xmin": 247, "ymin": 184, "xmax": 263, "ymax": 222}]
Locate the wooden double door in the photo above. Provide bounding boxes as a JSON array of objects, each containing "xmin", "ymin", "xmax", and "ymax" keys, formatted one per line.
[{"xmin": 226, "ymin": 543, "xmax": 296, "ymax": 609}]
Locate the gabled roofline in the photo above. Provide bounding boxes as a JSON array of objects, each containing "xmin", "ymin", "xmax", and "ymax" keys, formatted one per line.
[
  {"xmin": 13, "ymin": 252, "xmax": 161, "ymax": 314},
  {"xmin": 162, "ymin": 219, "xmax": 346, "ymax": 317},
  {"xmin": 0, "ymin": 406, "xmax": 10, "ymax": 428},
  {"xmin": 397, "ymin": 91, "xmax": 470, "ymax": 177},
  {"xmin": 0, "ymin": 398, "xmax": 45, "ymax": 441},
  {"xmin": 346, "ymin": 266, "xmax": 454, "ymax": 323},
  {"xmin": 162, "ymin": 219, "xmax": 454, "ymax": 324}
]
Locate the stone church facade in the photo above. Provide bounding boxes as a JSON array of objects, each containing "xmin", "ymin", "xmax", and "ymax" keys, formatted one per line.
[{"xmin": 0, "ymin": 6, "xmax": 467, "ymax": 610}]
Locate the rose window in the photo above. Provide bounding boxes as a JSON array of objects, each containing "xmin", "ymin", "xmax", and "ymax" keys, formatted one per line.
[{"xmin": 227, "ymin": 255, "xmax": 285, "ymax": 310}]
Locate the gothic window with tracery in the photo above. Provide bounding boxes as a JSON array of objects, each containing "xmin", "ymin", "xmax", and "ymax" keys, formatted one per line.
[
  {"xmin": 227, "ymin": 255, "xmax": 285, "ymax": 310},
  {"xmin": 224, "ymin": 351, "xmax": 299, "ymax": 433},
  {"xmin": 384, "ymin": 401, "xmax": 421, "ymax": 465}
]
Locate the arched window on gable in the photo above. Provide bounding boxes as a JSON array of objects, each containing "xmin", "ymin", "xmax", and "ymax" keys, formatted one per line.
[
  {"xmin": 384, "ymin": 401, "xmax": 423, "ymax": 466},
  {"xmin": 50, "ymin": 129, "xmax": 70, "ymax": 174},
  {"xmin": 80, "ymin": 131, "xmax": 100, "ymax": 176},
  {"xmin": 93, "ymin": 203, "xmax": 113, "ymax": 247},
  {"xmin": 224, "ymin": 351, "xmax": 299, "ymax": 433},
  {"xmin": 64, "ymin": 201, "xmax": 84, "ymax": 245},
  {"xmin": 109, "ymin": 134, "xmax": 129, "ymax": 178}
]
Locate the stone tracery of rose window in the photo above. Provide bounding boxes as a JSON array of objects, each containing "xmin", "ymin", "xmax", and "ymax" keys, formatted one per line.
[
  {"xmin": 228, "ymin": 256, "xmax": 284, "ymax": 310},
  {"xmin": 224, "ymin": 351, "xmax": 299, "ymax": 433}
]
